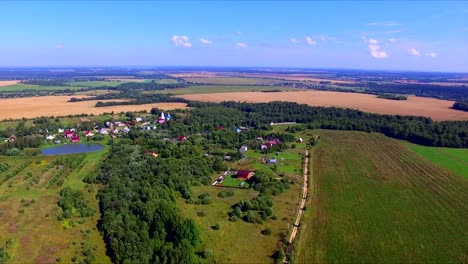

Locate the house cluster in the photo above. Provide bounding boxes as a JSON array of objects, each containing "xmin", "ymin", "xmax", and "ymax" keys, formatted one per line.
[
  {"xmin": 257, "ymin": 136, "xmax": 281, "ymax": 150},
  {"xmin": 44, "ymin": 111, "xmax": 174, "ymax": 143}
]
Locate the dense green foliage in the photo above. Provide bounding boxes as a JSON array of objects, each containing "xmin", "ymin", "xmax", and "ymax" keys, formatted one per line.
[
  {"xmin": 57, "ymin": 187, "xmax": 95, "ymax": 218},
  {"xmin": 22, "ymin": 80, "xmax": 69, "ymax": 86},
  {"xmin": 97, "ymin": 139, "xmax": 224, "ymax": 263},
  {"xmin": 453, "ymin": 100, "xmax": 468, "ymax": 112},
  {"xmin": 191, "ymin": 101, "xmax": 467, "ymax": 148},
  {"xmin": 376, "ymin": 94, "xmax": 408, "ymax": 100}
]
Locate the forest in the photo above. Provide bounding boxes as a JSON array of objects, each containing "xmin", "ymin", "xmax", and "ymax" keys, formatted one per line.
[{"xmin": 453, "ymin": 100, "xmax": 468, "ymax": 112}]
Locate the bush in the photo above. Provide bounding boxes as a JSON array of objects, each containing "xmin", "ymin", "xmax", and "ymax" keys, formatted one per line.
[
  {"xmin": 212, "ymin": 223, "xmax": 220, "ymax": 230},
  {"xmin": 197, "ymin": 211, "xmax": 206, "ymax": 217},
  {"xmin": 201, "ymin": 197, "xmax": 212, "ymax": 205},
  {"xmin": 228, "ymin": 216, "xmax": 238, "ymax": 222},
  {"xmin": 262, "ymin": 228, "xmax": 272, "ymax": 236}
]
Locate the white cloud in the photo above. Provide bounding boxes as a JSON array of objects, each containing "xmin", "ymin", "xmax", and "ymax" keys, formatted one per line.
[
  {"xmin": 384, "ymin": 29, "xmax": 402, "ymax": 34},
  {"xmin": 408, "ymin": 48, "xmax": 420, "ymax": 56},
  {"xmin": 199, "ymin": 38, "xmax": 213, "ymax": 44},
  {"xmin": 426, "ymin": 52, "xmax": 437, "ymax": 58},
  {"xmin": 236, "ymin": 42, "xmax": 248, "ymax": 48},
  {"xmin": 367, "ymin": 21, "xmax": 401, "ymax": 27},
  {"xmin": 290, "ymin": 38, "xmax": 299, "ymax": 44},
  {"xmin": 171, "ymin": 35, "xmax": 192, "ymax": 48},
  {"xmin": 55, "ymin": 44, "xmax": 64, "ymax": 49},
  {"xmin": 305, "ymin": 36, "xmax": 317, "ymax": 45},
  {"xmin": 362, "ymin": 36, "xmax": 388, "ymax": 59},
  {"xmin": 388, "ymin": 38, "xmax": 397, "ymax": 43}
]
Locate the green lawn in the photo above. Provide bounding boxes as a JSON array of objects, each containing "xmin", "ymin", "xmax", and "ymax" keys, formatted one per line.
[
  {"xmin": 404, "ymin": 142, "xmax": 468, "ymax": 178},
  {"xmin": 295, "ymin": 130, "xmax": 468, "ymax": 264},
  {"xmin": 148, "ymin": 85, "xmax": 300, "ymax": 95},
  {"xmin": 218, "ymin": 173, "xmax": 250, "ymax": 188}
]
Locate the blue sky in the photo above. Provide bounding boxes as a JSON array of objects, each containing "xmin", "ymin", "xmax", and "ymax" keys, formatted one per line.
[{"xmin": 0, "ymin": 1, "xmax": 467, "ymax": 72}]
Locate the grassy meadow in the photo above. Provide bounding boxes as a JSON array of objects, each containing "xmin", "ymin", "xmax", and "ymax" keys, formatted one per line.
[
  {"xmin": 404, "ymin": 142, "xmax": 468, "ymax": 178},
  {"xmin": 0, "ymin": 147, "xmax": 111, "ymax": 264},
  {"xmin": 294, "ymin": 130, "xmax": 468, "ymax": 263}
]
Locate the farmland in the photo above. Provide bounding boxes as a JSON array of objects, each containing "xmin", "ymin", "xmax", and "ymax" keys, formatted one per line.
[
  {"xmin": 150, "ymin": 85, "xmax": 298, "ymax": 95},
  {"xmin": 0, "ymin": 96, "xmax": 188, "ymax": 120},
  {"xmin": 0, "ymin": 81, "xmax": 20, "ymax": 87},
  {"xmin": 183, "ymin": 77, "xmax": 280, "ymax": 85},
  {"xmin": 294, "ymin": 130, "xmax": 468, "ymax": 263},
  {"xmin": 0, "ymin": 83, "xmax": 85, "ymax": 92},
  {"xmin": 0, "ymin": 147, "xmax": 111, "ymax": 264},
  {"xmin": 66, "ymin": 81, "xmax": 123, "ymax": 87},
  {"xmin": 404, "ymin": 142, "xmax": 468, "ymax": 178},
  {"xmin": 179, "ymin": 91, "xmax": 468, "ymax": 121}
]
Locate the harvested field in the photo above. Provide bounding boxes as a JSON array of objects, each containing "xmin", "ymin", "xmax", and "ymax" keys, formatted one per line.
[
  {"xmin": 395, "ymin": 80, "xmax": 468, "ymax": 86},
  {"xmin": 0, "ymin": 80, "xmax": 20, "ymax": 87},
  {"xmin": 0, "ymin": 96, "xmax": 187, "ymax": 120},
  {"xmin": 179, "ymin": 91, "xmax": 468, "ymax": 121},
  {"xmin": 295, "ymin": 130, "xmax": 468, "ymax": 263}
]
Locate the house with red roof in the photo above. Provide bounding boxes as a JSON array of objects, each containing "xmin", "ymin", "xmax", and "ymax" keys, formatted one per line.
[
  {"xmin": 237, "ymin": 170, "xmax": 254, "ymax": 180},
  {"xmin": 65, "ymin": 130, "xmax": 73, "ymax": 138},
  {"xmin": 72, "ymin": 134, "xmax": 80, "ymax": 143}
]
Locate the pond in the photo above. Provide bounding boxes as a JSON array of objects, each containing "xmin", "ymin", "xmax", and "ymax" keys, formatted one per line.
[{"xmin": 41, "ymin": 143, "xmax": 105, "ymax": 155}]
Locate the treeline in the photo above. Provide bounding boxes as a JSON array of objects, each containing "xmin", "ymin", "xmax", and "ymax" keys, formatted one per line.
[
  {"xmin": 22, "ymin": 79, "xmax": 69, "ymax": 86},
  {"xmin": 376, "ymin": 94, "xmax": 407, "ymax": 100},
  {"xmin": 453, "ymin": 100, "xmax": 468, "ymax": 112},
  {"xmin": 188, "ymin": 101, "xmax": 467, "ymax": 148},
  {"xmin": 95, "ymin": 94, "xmax": 188, "ymax": 107},
  {"xmin": 356, "ymin": 82, "xmax": 467, "ymax": 100},
  {"xmin": 109, "ymin": 81, "xmax": 188, "ymax": 92}
]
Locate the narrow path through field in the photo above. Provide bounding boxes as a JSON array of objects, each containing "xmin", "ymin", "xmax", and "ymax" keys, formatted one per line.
[{"xmin": 285, "ymin": 149, "xmax": 310, "ymax": 263}]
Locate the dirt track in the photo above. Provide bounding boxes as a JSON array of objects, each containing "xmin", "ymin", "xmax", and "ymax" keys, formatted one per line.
[{"xmin": 179, "ymin": 91, "xmax": 468, "ymax": 121}]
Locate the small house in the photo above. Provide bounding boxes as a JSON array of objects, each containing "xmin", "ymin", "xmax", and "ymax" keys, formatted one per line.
[
  {"xmin": 239, "ymin": 146, "xmax": 248, "ymax": 154},
  {"xmin": 85, "ymin": 131, "xmax": 94, "ymax": 137},
  {"xmin": 216, "ymin": 125, "xmax": 225, "ymax": 130},
  {"xmin": 123, "ymin": 127, "xmax": 131, "ymax": 133},
  {"xmin": 46, "ymin": 135, "xmax": 55, "ymax": 140},
  {"xmin": 261, "ymin": 144, "xmax": 268, "ymax": 150},
  {"xmin": 58, "ymin": 128, "xmax": 64, "ymax": 133},
  {"xmin": 298, "ymin": 137, "xmax": 303, "ymax": 143},
  {"xmin": 72, "ymin": 134, "xmax": 80, "ymax": 143},
  {"xmin": 65, "ymin": 130, "xmax": 73, "ymax": 138},
  {"xmin": 135, "ymin": 117, "xmax": 143, "ymax": 122},
  {"xmin": 99, "ymin": 128, "xmax": 109, "ymax": 135},
  {"xmin": 224, "ymin": 156, "xmax": 232, "ymax": 161},
  {"xmin": 237, "ymin": 170, "xmax": 254, "ymax": 180},
  {"xmin": 178, "ymin": 135, "xmax": 187, "ymax": 141},
  {"xmin": 269, "ymin": 159, "xmax": 277, "ymax": 164}
]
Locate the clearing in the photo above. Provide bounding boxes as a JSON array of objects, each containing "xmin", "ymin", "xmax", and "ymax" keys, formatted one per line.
[
  {"xmin": 294, "ymin": 130, "xmax": 468, "ymax": 263},
  {"xmin": 178, "ymin": 90, "xmax": 468, "ymax": 121}
]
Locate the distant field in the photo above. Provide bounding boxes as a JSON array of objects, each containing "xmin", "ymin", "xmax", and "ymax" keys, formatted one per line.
[
  {"xmin": 404, "ymin": 142, "xmax": 468, "ymax": 178},
  {"xmin": 0, "ymin": 96, "xmax": 188, "ymax": 120},
  {"xmin": 238, "ymin": 73, "xmax": 357, "ymax": 84},
  {"xmin": 183, "ymin": 77, "xmax": 279, "ymax": 85},
  {"xmin": 295, "ymin": 130, "xmax": 468, "ymax": 263},
  {"xmin": 153, "ymin": 79, "xmax": 180, "ymax": 84},
  {"xmin": 178, "ymin": 91, "xmax": 468, "ymax": 121},
  {"xmin": 0, "ymin": 81, "xmax": 20, "ymax": 87},
  {"xmin": 0, "ymin": 83, "xmax": 85, "ymax": 91},
  {"xmin": 0, "ymin": 150, "xmax": 111, "ymax": 263},
  {"xmin": 66, "ymin": 81, "xmax": 123, "ymax": 87},
  {"xmin": 151, "ymin": 85, "xmax": 299, "ymax": 95}
]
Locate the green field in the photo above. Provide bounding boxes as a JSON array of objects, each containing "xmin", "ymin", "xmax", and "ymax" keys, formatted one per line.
[
  {"xmin": 0, "ymin": 148, "xmax": 111, "ymax": 264},
  {"xmin": 295, "ymin": 130, "xmax": 468, "ymax": 263},
  {"xmin": 0, "ymin": 83, "xmax": 85, "ymax": 91},
  {"xmin": 183, "ymin": 77, "xmax": 280, "ymax": 85},
  {"xmin": 177, "ymin": 175, "xmax": 302, "ymax": 263},
  {"xmin": 404, "ymin": 142, "xmax": 468, "ymax": 178},
  {"xmin": 66, "ymin": 81, "xmax": 123, "ymax": 87},
  {"xmin": 149, "ymin": 85, "xmax": 300, "ymax": 95}
]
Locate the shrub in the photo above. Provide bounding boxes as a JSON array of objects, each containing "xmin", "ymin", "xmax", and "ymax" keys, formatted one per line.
[
  {"xmin": 212, "ymin": 223, "xmax": 220, "ymax": 230},
  {"xmin": 197, "ymin": 211, "xmax": 206, "ymax": 217},
  {"xmin": 228, "ymin": 216, "xmax": 238, "ymax": 222},
  {"xmin": 201, "ymin": 197, "xmax": 212, "ymax": 205},
  {"xmin": 262, "ymin": 228, "xmax": 272, "ymax": 236}
]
